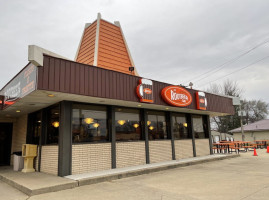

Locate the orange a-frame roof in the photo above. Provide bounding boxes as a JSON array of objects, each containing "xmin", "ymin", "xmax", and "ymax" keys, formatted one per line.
[{"xmin": 75, "ymin": 13, "xmax": 138, "ymax": 76}]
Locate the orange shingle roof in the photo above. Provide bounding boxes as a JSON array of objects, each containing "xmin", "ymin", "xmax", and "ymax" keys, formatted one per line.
[{"xmin": 75, "ymin": 14, "xmax": 138, "ymax": 76}]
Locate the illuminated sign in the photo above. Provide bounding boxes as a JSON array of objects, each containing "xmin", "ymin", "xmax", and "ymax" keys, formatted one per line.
[
  {"xmin": 196, "ymin": 91, "xmax": 207, "ymax": 110},
  {"xmin": 161, "ymin": 86, "xmax": 192, "ymax": 107},
  {"xmin": 0, "ymin": 63, "xmax": 37, "ymax": 109},
  {"xmin": 136, "ymin": 79, "xmax": 153, "ymax": 103}
]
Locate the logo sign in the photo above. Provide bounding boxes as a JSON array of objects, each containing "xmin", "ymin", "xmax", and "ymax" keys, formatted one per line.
[
  {"xmin": 161, "ymin": 86, "xmax": 192, "ymax": 107},
  {"xmin": 137, "ymin": 79, "xmax": 153, "ymax": 103},
  {"xmin": 0, "ymin": 63, "xmax": 37, "ymax": 109},
  {"xmin": 196, "ymin": 91, "xmax": 207, "ymax": 110}
]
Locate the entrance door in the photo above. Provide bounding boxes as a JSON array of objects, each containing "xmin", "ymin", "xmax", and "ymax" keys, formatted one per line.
[{"xmin": 0, "ymin": 123, "xmax": 13, "ymax": 165}]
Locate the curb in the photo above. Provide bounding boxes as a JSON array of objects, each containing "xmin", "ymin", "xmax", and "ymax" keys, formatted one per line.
[{"xmin": 78, "ymin": 154, "xmax": 240, "ymax": 186}]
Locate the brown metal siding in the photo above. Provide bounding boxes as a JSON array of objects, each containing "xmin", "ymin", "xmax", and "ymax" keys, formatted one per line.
[{"xmin": 38, "ymin": 55, "xmax": 234, "ymax": 115}]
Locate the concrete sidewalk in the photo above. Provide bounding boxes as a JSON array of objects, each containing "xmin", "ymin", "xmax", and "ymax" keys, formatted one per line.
[
  {"xmin": 0, "ymin": 167, "xmax": 78, "ymax": 196},
  {"xmin": 0, "ymin": 154, "xmax": 238, "ymax": 197},
  {"xmin": 28, "ymin": 149, "xmax": 269, "ymax": 200}
]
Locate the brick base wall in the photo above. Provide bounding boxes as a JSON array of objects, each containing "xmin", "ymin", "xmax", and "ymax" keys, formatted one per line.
[
  {"xmin": 10, "ymin": 115, "xmax": 28, "ymax": 165},
  {"xmin": 174, "ymin": 139, "xmax": 194, "ymax": 159},
  {"xmin": 149, "ymin": 140, "xmax": 172, "ymax": 163},
  {"xmin": 195, "ymin": 139, "xmax": 210, "ymax": 157},
  {"xmin": 40, "ymin": 145, "xmax": 58, "ymax": 175},
  {"xmin": 116, "ymin": 141, "xmax": 146, "ymax": 168},
  {"xmin": 72, "ymin": 143, "xmax": 111, "ymax": 175}
]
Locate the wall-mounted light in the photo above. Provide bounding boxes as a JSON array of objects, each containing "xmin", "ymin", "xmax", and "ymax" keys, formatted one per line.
[
  {"xmin": 93, "ymin": 123, "xmax": 100, "ymax": 128},
  {"xmin": 52, "ymin": 121, "xmax": 60, "ymax": 128},
  {"xmin": 118, "ymin": 120, "xmax": 126, "ymax": 125},
  {"xmin": 147, "ymin": 121, "xmax": 151, "ymax": 126},
  {"xmin": 16, "ymin": 110, "xmax": 21, "ymax": 113},
  {"xmin": 183, "ymin": 123, "xmax": 188, "ymax": 127},
  {"xmin": 149, "ymin": 126, "xmax": 154, "ymax": 130},
  {"xmin": 84, "ymin": 118, "xmax": 94, "ymax": 124},
  {"xmin": 133, "ymin": 123, "xmax": 139, "ymax": 128}
]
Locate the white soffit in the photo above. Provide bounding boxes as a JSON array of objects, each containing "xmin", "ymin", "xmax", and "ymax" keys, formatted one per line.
[{"xmin": 0, "ymin": 90, "xmax": 231, "ymax": 119}]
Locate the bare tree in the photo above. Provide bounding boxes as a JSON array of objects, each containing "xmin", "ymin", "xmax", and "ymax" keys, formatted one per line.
[
  {"xmin": 208, "ymin": 79, "xmax": 268, "ymax": 133},
  {"xmin": 242, "ymin": 99, "xmax": 269, "ymax": 124},
  {"xmin": 207, "ymin": 80, "xmax": 242, "ymax": 133}
]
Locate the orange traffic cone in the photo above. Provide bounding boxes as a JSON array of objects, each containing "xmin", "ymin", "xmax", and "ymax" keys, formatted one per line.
[
  {"xmin": 253, "ymin": 148, "xmax": 258, "ymax": 156},
  {"xmin": 267, "ymin": 146, "xmax": 269, "ymax": 153}
]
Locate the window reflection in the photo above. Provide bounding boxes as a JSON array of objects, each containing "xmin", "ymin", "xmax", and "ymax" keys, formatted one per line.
[
  {"xmin": 147, "ymin": 111, "xmax": 167, "ymax": 140},
  {"xmin": 72, "ymin": 104, "xmax": 108, "ymax": 143},
  {"xmin": 47, "ymin": 104, "xmax": 60, "ymax": 144},
  {"xmin": 115, "ymin": 108, "xmax": 141, "ymax": 141},
  {"xmin": 172, "ymin": 113, "xmax": 189, "ymax": 139},
  {"xmin": 193, "ymin": 115, "xmax": 206, "ymax": 139},
  {"xmin": 28, "ymin": 111, "xmax": 41, "ymax": 145}
]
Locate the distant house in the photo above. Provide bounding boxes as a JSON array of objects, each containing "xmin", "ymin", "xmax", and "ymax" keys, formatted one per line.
[
  {"xmin": 211, "ymin": 130, "xmax": 233, "ymax": 142},
  {"xmin": 229, "ymin": 119, "xmax": 269, "ymax": 141}
]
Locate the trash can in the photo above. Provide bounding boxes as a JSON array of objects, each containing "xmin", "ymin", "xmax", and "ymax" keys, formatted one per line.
[{"xmin": 13, "ymin": 151, "xmax": 24, "ymax": 171}]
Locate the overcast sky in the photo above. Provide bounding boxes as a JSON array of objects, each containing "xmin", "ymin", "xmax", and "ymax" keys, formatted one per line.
[{"xmin": 1, "ymin": 0, "xmax": 269, "ymax": 105}]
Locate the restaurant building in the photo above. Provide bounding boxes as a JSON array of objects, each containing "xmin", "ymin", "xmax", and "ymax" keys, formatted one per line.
[{"xmin": 0, "ymin": 14, "xmax": 235, "ymax": 177}]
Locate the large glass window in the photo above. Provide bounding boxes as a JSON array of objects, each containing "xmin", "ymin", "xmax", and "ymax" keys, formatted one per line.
[
  {"xmin": 32, "ymin": 111, "xmax": 41, "ymax": 144},
  {"xmin": 147, "ymin": 111, "xmax": 167, "ymax": 140},
  {"xmin": 115, "ymin": 107, "xmax": 141, "ymax": 141},
  {"xmin": 27, "ymin": 111, "xmax": 42, "ymax": 145},
  {"xmin": 172, "ymin": 113, "xmax": 190, "ymax": 139},
  {"xmin": 193, "ymin": 115, "xmax": 207, "ymax": 139},
  {"xmin": 47, "ymin": 104, "xmax": 60, "ymax": 144},
  {"xmin": 72, "ymin": 104, "xmax": 108, "ymax": 143}
]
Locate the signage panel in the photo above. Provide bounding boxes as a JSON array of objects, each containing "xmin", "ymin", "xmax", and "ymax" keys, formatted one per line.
[
  {"xmin": 136, "ymin": 78, "xmax": 153, "ymax": 103},
  {"xmin": 0, "ymin": 63, "xmax": 37, "ymax": 109},
  {"xmin": 161, "ymin": 86, "xmax": 192, "ymax": 107},
  {"xmin": 196, "ymin": 91, "xmax": 207, "ymax": 110}
]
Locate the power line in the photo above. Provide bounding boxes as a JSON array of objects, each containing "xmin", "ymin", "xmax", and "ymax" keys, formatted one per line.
[
  {"xmin": 183, "ymin": 38, "xmax": 269, "ymax": 85},
  {"xmin": 199, "ymin": 55, "xmax": 269, "ymax": 88}
]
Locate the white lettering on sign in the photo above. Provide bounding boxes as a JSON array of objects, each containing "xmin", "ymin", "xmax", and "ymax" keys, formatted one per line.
[
  {"xmin": 170, "ymin": 90, "xmax": 188, "ymax": 102},
  {"xmin": 4, "ymin": 82, "xmax": 21, "ymax": 102}
]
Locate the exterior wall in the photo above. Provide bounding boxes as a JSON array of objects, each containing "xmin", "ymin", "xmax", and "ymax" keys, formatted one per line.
[
  {"xmin": 233, "ymin": 131, "xmax": 269, "ymax": 142},
  {"xmin": 149, "ymin": 140, "xmax": 172, "ymax": 163},
  {"xmin": 72, "ymin": 143, "xmax": 111, "ymax": 175},
  {"xmin": 10, "ymin": 115, "xmax": 27, "ymax": 165},
  {"xmin": 116, "ymin": 141, "xmax": 146, "ymax": 168},
  {"xmin": 40, "ymin": 145, "xmax": 58, "ymax": 175},
  {"xmin": 195, "ymin": 139, "xmax": 210, "ymax": 157},
  {"xmin": 174, "ymin": 139, "xmax": 193, "ymax": 159},
  {"xmin": 38, "ymin": 55, "xmax": 235, "ymax": 115}
]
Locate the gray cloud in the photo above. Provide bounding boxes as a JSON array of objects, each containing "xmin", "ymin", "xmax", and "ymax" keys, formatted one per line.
[{"xmin": 0, "ymin": 0, "xmax": 269, "ymax": 104}]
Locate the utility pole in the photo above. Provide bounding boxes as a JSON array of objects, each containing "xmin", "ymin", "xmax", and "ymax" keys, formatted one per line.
[{"xmin": 239, "ymin": 102, "xmax": 245, "ymax": 141}]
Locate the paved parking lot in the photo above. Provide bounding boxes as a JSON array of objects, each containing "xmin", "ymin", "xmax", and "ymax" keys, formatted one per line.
[{"xmin": 2, "ymin": 149, "xmax": 269, "ymax": 200}]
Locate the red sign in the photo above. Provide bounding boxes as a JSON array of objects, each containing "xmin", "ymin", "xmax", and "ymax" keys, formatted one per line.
[
  {"xmin": 137, "ymin": 79, "xmax": 153, "ymax": 103},
  {"xmin": 196, "ymin": 91, "xmax": 207, "ymax": 110},
  {"xmin": 161, "ymin": 86, "xmax": 192, "ymax": 107}
]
